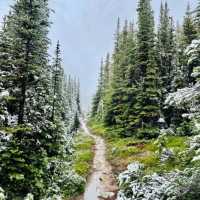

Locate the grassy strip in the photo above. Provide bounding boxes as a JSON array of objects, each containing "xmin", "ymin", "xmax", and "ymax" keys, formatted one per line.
[
  {"xmin": 72, "ymin": 131, "xmax": 95, "ymax": 178},
  {"xmin": 88, "ymin": 120, "xmax": 188, "ymax": 175},
  {"xmin": 66, "ymin": 131, "xmax": 95, "ymax": 200}
]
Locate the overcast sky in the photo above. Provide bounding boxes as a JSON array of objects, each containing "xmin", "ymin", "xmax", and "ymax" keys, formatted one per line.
[{"xmin": 0, "ymin": 0, "xmax": 198, "ymax": 111}]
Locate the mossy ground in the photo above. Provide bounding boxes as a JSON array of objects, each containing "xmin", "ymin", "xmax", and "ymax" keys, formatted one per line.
[
  {"xmin": 72, "ymin": 131, "xmax": 95, "ymax": 178},
  {"xmin": 88, "ymin": 120, "xmax": 189, "ymax": 175}
]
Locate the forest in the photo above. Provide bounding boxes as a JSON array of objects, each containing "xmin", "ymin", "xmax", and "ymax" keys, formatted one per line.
[{"xmin": 0, "ymin": 0, "xmax": 200, "ymax": 200}]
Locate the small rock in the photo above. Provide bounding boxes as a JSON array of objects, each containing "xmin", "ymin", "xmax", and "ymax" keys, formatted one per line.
[{"xmin": 160, "ymin": 148, "xmax": 174, "ymax": 162}]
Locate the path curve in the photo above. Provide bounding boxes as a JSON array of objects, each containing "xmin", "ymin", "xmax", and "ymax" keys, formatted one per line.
[{"xmin": 80, "ymin": 119, "xmax": 118, "ymax": 200}]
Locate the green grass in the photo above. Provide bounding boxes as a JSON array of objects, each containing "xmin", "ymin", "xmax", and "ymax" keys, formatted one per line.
[
  {"xmin": 88, "ymin": 120, "xmax": 189, "ymax": 175},
  {"xmin": 64, "ymin": 132, "xmax": 95, "ymax": 200},
  {"xmin": 72, "ymin": 131, "xmax": 95, "ymax": 178}
]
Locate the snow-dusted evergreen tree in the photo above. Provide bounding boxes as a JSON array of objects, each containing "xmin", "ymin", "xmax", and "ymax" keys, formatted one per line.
[
  {"xmin": 47, "ymin": 41, "xmax": 66, "ymax": 158},
  {"xmin": 0, "ymin": 0, "xmax": 82, "ymax": 198},
  {"xmin": 63, "ymin": 76, "xmax": 81, "ymax": 133},
  {"xmin": 103, "ymin": 53, "xmax": 110, "ymax": 91},
  {"xmin": 194, "ymin": 0, "xmax": 200, "ymax": 33},
  {"xmin": 91, "ymin": 59, "xmax": 104, "ymax": 117},
  {"xmin": 157, "ymin": 2, "xmax": 177, "ymax": 97},
  {"xmin": 181, "ymin": 3, "xmax": 198, "ymax": 85},
  {"xmin": 165, "ymin": 33, "xmax": 200, "ymax": 134},
  {"xmin": 76, "ymin": 79, "xmax": 81, "ymax": 114},
  {"xmin": 0, "ymin": 14, "xmax": 14, "ymax": 127},
  {"xmin": 51, "ymin": 41, "xmax": 64, "ymax": 122},
  {"xmin": 183, "ymin": 3, "xmax": 197, "ymax": 46},
  {"xmin": 135, "ymin": 0, "xmax": 160, "ymax": 138},
  {"xmin": 0, "ymin": 0, "xmax": 53, "ymax": 198},
  {"xmin": 104, "ymin": 20, "xmax": 138, "ymax": 136}
]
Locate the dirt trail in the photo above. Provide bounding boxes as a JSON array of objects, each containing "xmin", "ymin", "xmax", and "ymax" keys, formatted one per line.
[{"xmin": 80, "ymin": 119, "xmax": 118, "ymax": 200}]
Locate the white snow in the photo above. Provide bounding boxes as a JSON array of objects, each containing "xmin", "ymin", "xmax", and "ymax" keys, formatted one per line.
[{"xmin": 0, "ymin": 91, "xmax": 9, "ymax": 99}]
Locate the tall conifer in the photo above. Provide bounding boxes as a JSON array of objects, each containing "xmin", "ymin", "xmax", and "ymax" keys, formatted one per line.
[{"xmin": 136, "ymin": 0, "xmax": 160, "ymax": 138}]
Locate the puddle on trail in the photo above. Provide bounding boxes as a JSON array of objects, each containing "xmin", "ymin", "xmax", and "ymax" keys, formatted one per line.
[{"xmin": 80, "ymin": 120, "xmax": 118, "ymax": 200}]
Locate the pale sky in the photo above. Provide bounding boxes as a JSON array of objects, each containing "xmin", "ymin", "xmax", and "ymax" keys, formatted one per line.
[{"xmin": 0, "ymin": 0, "xmax": 198, "ymax": 111}]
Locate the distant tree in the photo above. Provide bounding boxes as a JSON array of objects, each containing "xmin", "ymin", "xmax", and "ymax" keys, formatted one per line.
[
  {"xmin": 183, "ymin": 2, "xmax": 197, "ymax": 46},
  {"xmin": 51, "ymin": 41, "xmax": 64, "ymax": 122},
  {"xmin": 91, "ymin": 59, "xmax": 104, "ymax": 117},
  {"xmin": 194, "ymin": 0, "xmax": 200, "ymax": 33},
  {"xmin": 157, "ymin": 2, "xmax": 176, "ymax": 96}
]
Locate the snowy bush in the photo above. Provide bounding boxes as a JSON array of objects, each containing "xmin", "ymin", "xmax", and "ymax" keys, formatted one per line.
[
  {"xmin": 190, "ymin": 134, "xmax": 200, "ymax": 151},
  {"xmin": 165, "ymin": 82, "xmax": 200, "ymax": 136},
  {"xmin": 45, "ymin": 158, "xmax": 85, "ymax": 199},
  {"xmin": 160, "ymin": 148, "xmax": 174, "ymax": 162},
  {"xmin": 165, "ymin": 83, "xmax": 200, "ymax": 117},
  {"xmin": 189, "ymin": 134, "xmax": 200, "ymax": 163},
  {"xmin": 117, "ymin": 162, "xmax": 200, "ymax": 200},
  {"xmin": 154, "ymin": 133, "xmax": 173, "ymax": 158},
  {"xmin": 24, "ymin": 193, "xmax": 34, "ymax": 200},
  {"xmin": 0, "ymin": 187, "xmax": 5, "ymax": 200},
  {"xmin": 60, "ymin": 170, "xmax": 85, "ymax": 197},
  {"xmin": 118, "ymin": 162, "xmax": 144, "ymax": 187},
  {"xmin": 160, "ymin": 128, "xmax": 175, "ymax": 136},
  {"xmin": 0, "ymin": 131, "xmax": 12, "ymax": 152}
]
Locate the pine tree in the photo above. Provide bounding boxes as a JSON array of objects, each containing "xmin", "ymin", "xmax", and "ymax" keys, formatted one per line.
[
  {"xmin": 104, "ymin": 21, "xmax": 129, "ymax": 127},
  {"xmin": 136, "ymin": 0, "xmax": 160, "ymax": 138},
  {"xmin": 120, "ymin": 22, "xmax": 138, "ymax": 136},
  {"xmin": 48, "ymin": 41, "xmax": 66, "ymax": 157},
  {"xmin": 157, "ymin": 2, "xmax": 176, "ymax": 96},
  {"xmin": 95, "ymin": 53, "xmax": 111, "ymax": 120},
  {"xmin": 0, "ymin": 0, "xmax": 52, "ymax": 198},
  {"xmin": 183, "ymin": 3, "xmax": 197, "ymax": 46},
  {"xmin": 0, "ymin": 0, "xmax": 82, "ymax": 198},
  {"xmin": 114, "ymin": 17, "xmax": 121, "ymax": 54},
  {"xmin": 104, "ymin": 20, "xmax": 138, "ymax": 136},
  {"xmin": 0, "ymin": 14, "xmax": 15, "ymax": 127},
  {"xmin": 181, "ymin": 3, "xmax": 198, "ymax": 85},
  {"xmin": 194, "ymin": 0, "xmax": 200, "ymax": 33},
  {"xmin": 103, "ymin": 53, "xmax": 110, "ymax": 91},
  {"xmin": 76, "ymin": 79, "xmax": 81, "ymax": 114},
  {"xmin": 137, "ymin": 0, "xmax": 154, "ymax": 79},
  {"xmin": 51, "ymin": 41, "xmax": 64, "ymax": 122},
  {"xmin": 91, "ymin": 59, "xmax": 104, "ymax": 117}
]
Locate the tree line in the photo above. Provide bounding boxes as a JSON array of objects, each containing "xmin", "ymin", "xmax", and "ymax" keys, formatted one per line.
[
  {"xmin": 91, "ymin": 0, "xmax": 200, "ymax": 139},
  {"xmin": 0, "ymin": 0, "xmax": 81, "ymax": 199}
]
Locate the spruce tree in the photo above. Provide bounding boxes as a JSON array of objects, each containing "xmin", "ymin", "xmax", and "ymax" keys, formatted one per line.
[
  {"xmin": 194, "ymin": 0, "xmax": 200, "ymax": 33},
  {"xmin": 0, "ymin": 0, "xmax": 52, "ymax": 198},
  {"xmin": 157, "ymin": 2, "xmax": 176, "ymax": 96},
  {"xmin": 104, "ymin": 21, "xmax": 129, "ymax": 127},
  {"xmin": 183, "ymin": 3, "xmax": 197, "ymax": 46},
  {"xmin": 114, "ymin": 17, "xmax": 121, "ymax": 54},
  {"xmin": 0, "ymin": 14, "xmax": 15, "ymax": 126},
  {"xmin": 120, "ymin": 22, "xmax": 138, "ymax": 136},
  {"xmin": 104, "ymin": 20, "xmax": 138, "ymax": 136},
  {"xmin": 91, "ymin": 59, "xmax": 104, "ymax": 117},
  {"xmin": 136, "ymin": 0, "xmax": 160, "ymax": 138},
  {"xmin": 76, "ymin": 79, "xmax": 81, "ymax": 114},
  {"xmin": 181, "ymin": 3, "xmax": 198, "ymax": 85},
  {"xmin": 51, "ymin": 41, "xmax": 64, "ymax": 122},
  {"xmin": 48, "ymin": 41, "xmax": 66, "ymax": 157},
  {"xmin": 103, "ymin": 53, "xmax": 110, "ymax": 91},
  {"xmin": 173, "ymin": 21, "xmax": 189, "ymax": 89}
]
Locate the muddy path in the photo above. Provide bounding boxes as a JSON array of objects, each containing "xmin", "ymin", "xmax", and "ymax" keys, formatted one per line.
[{"xmin": 79, "ymin": 119, "xmax": 118, "ymax": 200}]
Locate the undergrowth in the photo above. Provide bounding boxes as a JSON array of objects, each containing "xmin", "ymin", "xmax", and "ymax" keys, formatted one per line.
[{"xmin": 88, "ymin": 120, "xmax": 189, "ymax": 175}]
